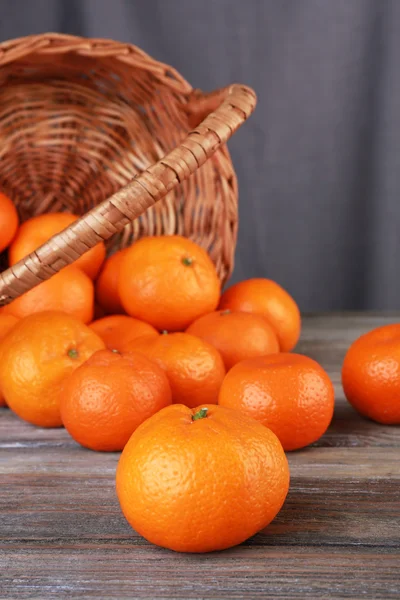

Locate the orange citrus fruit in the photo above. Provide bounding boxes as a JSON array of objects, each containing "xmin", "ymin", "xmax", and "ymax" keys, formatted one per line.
[
  {"xmin": 0, "ymin": 314, "xmax": 19, "ymax": 407},
  {"xmin": 187, "ymin": 309, "xmax": 279, "ymax": 370},
  {"xmin": 219, "ymin": 278, "xmax": 301, "ymax": 352},
  {"xmin": 9, "ymin": 212, "xmax": 106, "ymax": 279},
  {"xmin": 60, "ymin": 349, "xmax": 172, "ymax": 451},
  {"xmin": 95, "ymin": 248, "xmax": 129, "ymax": 314},
  {"xmin": 219, "ymin": 353, "xmax": 334, "ymax": 451},
  {"xmin": 89, "ymin": 315, "xmax": 158, "ymax": 352},
  {"xmin": 0, "ymin": 311, "xmax": 105, "ymax": 427},
  {"xmin": 0, "ymin": 192, "xmax": 19, "ymax": 252},
  {"xmin": 342, "ymin": 324, "xmax": 400, "ymax": 424},
  {"xmin": 116, "ymin": 403, "xmax": 290, "ymax": 553},
  {"xmin": 124, "ymin": 332, "xmax": 225, "ymax": 408},
  {"xmin": 2, "ymin": 267, "xmax": 94, "ymax": 323},
  {"xmin": 118, "ymin": 235, "xmax": 220, "ymax": 331}
]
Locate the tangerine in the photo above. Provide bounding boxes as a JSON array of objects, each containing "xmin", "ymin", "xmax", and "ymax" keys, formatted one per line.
[
  {"xmin": 2, "ymin": 267, "xmax": 94, "ymax": 323},
  {"xmin": 187, "ymin": 309, "xmax": 279, "ymax": 370},
  {"xmin": 60, "ymin": 349, "xmax": 172, "ymax": 451},
  {"xmin": 0, "ymin": 192, "xmax": 19, "ymax": 252},
  {"xmin": 0, "ymin": 311, "xmax": 105, "ymax": 427},
  {"xmin": 0, "ymin": 314, "xmax": 19, "ymax": 407},
  {"xmin": 89, "ymin": 315, "xmax": 158, "ymax": 352},
  {"xmin": 116, "ymin": 404, "xmax": 290, "ymax": 552},
  {"xmin": 124, "ymin": 332, "xmax": 225, "ymax": 408},
  {"xmin": 219, "ymin": 278, "xmax": 301, "ymax": 352},
  {"xmin": 118, "ymin": 236, "xmax": 220, "ymax": 331},
  {"xmin": 9, "ymin": 212, "xmax": 106, "ymax": 279},
  {"xmin": 342, "ymin": 324, "xmax": 400, "ymax": 424},
  {"xmin": 219, "ymin": 353, "xmax": 334, "ymax": 450}
]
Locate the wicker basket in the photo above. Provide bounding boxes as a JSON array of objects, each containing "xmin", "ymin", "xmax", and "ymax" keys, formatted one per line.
[{"xmin": 0, "ymin": 33, "xmax": 256, "ymax": 306}]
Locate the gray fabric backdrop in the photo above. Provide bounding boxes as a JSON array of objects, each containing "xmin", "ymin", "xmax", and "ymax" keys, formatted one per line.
[{"xmin": 1, "ymin": 0, "xmax": 399, "ymax": 311}]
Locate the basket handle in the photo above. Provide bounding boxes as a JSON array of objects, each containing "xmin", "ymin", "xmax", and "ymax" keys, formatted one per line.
[{"xmin": 0, "ymin": 84, "xmax": 256, "ymax": 305}]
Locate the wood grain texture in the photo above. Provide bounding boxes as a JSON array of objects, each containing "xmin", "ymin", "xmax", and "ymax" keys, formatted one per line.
[{"xmin": 1, "ymin": 314, "xmax": 400, "ymax": 599}]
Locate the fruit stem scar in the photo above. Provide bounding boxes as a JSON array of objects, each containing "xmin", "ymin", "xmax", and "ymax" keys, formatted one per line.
[
  {"xmin": 67, "ymin": 348, "xmax": 79, "ymax": 359},
  {"xmin": 192, "ymin": 407, "xmax": 208, "ymax": 421},
  {"xmin": 162, "ymin": 330, "xmax": 169, "ymax": 335},
  {"xmin": 220, "ymin": 309, "xmax": 231, "ymax": 315},
  {"xmin": 182, "ymin": 256, "xmax": 194, "ymax": 267}
]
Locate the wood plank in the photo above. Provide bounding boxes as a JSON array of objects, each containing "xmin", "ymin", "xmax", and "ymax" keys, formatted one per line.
[
  {"xmin": 1, "ymin": 314, "xmax": 400, "ymax": 599},
  {"xmin": 1, "ymin": 548, "xmax": 398, "ymax": 599},
  {"xmin": 1, "ymin": 472, "xmax": 399, "ymax": 547}
]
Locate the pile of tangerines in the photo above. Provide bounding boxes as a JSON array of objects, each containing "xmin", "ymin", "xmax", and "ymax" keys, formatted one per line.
[{"xmin": 0, "ymin": 191, "xmax": 398, "ymax": 553}]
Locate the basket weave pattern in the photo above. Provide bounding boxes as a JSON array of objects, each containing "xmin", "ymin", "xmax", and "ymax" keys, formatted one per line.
[{"xmin": 0, "ymin": 34, "xmax": 256, "ymax": 304}]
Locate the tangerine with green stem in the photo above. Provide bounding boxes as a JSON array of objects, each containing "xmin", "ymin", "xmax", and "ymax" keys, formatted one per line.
[
  {"xmin": 116, "ymin": 403, "xmax": 290, "ymax": 552},
  {"xmin": 118, "ymin": 235, "xmax": 221, "ymax": 331},
  {"xmin": 60, "ymin": 349, "xmax": 172, "ymax": 451},
  {"xmin": 0, "ymin": 311, "xmax": 105, "ymax": 427}
]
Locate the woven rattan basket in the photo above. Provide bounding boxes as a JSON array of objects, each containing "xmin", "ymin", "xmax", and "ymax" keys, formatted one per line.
[{"xmin": 0, "ymin": 33, "xmax": 256, "ymax": 306}]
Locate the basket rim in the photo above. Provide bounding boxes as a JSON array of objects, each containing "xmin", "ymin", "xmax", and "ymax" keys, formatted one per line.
[{"xmin": 0, "ymin": 32, "xmax": 193, "ymax": 95}]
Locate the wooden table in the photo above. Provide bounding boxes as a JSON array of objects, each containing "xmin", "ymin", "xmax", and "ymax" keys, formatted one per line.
[{"xmin": 1, "ymin": 314, "xmax": 399, "ymax": 599}]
